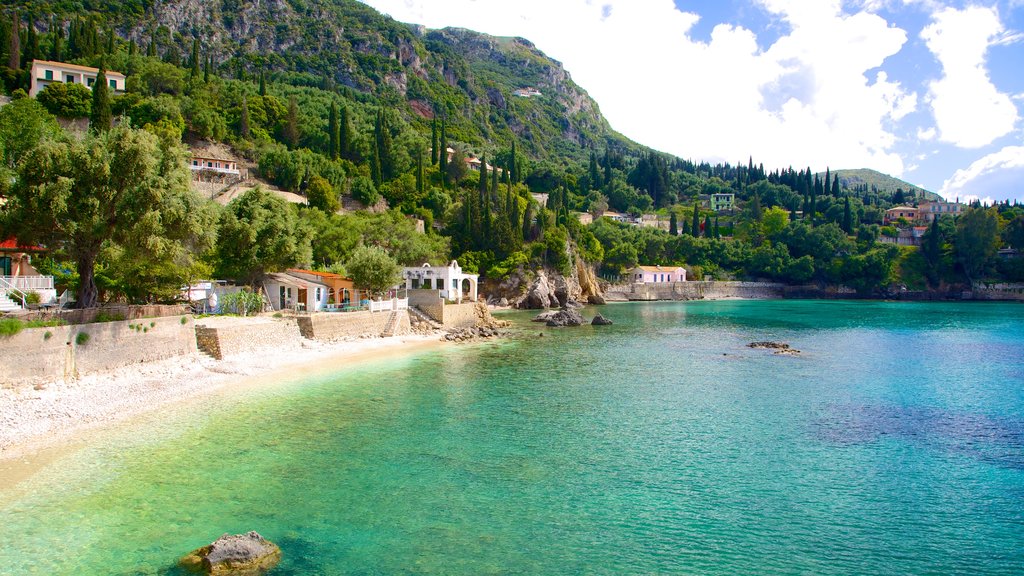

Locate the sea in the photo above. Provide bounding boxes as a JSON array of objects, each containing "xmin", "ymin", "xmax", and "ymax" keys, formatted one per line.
[{"xmin": 0, "ymin": 300, "xmax": 1022, "ymax": 575}]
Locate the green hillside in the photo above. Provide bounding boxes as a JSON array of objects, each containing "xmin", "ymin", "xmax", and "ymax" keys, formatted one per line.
[{"xmin": 829, "ymin": 169, "xmax": 942, "ymax": 202}]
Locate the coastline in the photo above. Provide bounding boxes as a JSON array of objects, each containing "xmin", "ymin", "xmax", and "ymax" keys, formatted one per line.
[{"xmin": 0, "ymin": 333, "xmax": 447, "ymax": 473}]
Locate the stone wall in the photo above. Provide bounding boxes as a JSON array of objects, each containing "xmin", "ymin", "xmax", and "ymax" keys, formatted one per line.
[
  {"xmin": 0, "ymin": 315, "xmax": 198, "ymax": 389},
  {"xmin": 967, "ymin": 283, "xmax": 1024, "ymax": 301},
  {"xmin": 294, "ymin": 310, "xmax": 411, "ymax": 341},
  {"xmin": 408, "ymin": 290, "xmax": 445, "ymax": 323},
  {"xmin": 194, "ymin": 317, "xmax": 303, "ymax": 359},
  {"xmin": 605, "ymin": 281, "xmax": 785, "ymax": 301},
  {"xmin": 441, "ymin": 302, "xmax": 483, "ymax": 328}
]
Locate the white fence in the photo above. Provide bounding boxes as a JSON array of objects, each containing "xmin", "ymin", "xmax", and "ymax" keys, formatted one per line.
[
  {"xmin": 368, "ymin": 298, "xmax": 409, "ymax": 313},
  {"xmin": 1, "ymin": 276, "xmax": 54, "ymax": 290}
]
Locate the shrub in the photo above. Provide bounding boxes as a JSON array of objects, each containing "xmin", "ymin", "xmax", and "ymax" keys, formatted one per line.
[
  {"xmin": 0, "ymin": 318, "xmax": 24, "ymax": 337},
  {"xmin": 75, "ymin": 332, "xmax": 90, "ymax": 346},
  {"xmin": 24, "ymin": 291, "xmax": 42, "ymax": 305},
  {"xmin": 220, "ymin": 290, "xmax": 264, "ymax": 316},
  {"xmin": 36, "ymin": 82, "xmax": 92, "ymax": 118},
  {"xmin": 94, "ymin": 312, "xmax": 125, "ymax": 323},
  {"xmin": 180, "ymin": 316, "xmax": 188, "ymax": 324},
  {"xmin": 43, "ymin": 331, "xmax": 53, "ymax": 341}
]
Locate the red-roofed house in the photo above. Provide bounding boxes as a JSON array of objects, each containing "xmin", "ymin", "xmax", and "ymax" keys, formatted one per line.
[
  {"xmin": 1, "ymin": 238, "xmax": 56, "ymax": 309},
  {"xmin": 628, "ymin": 265, "xmax": 687, "ymax": 283}
]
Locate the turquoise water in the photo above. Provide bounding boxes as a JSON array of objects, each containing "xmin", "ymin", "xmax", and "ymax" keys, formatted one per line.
[{"xmin": 1, "ymin": 300, "xmax": 1023, "ymax": 575}]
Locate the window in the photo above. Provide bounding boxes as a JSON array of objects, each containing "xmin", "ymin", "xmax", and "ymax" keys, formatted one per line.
[
  {"xmin": 109, "ymin": 79, "xmax": 116, "ymax": 89},
  {"xmin": 316, "ymin": 287, "xmax": 322, "ymax": 302},
  {"xmin": 65, "ymin": 75, "xmax": 74, "ymax": 83},
  {"xmin": 44, "ymin": 70, "xmax": 53, "ymax": 80},
  {"xmin": 207, "ymin": 162, "xmax": 213, "ymax": 168},
  {"xmin": 87, "ymin": 77, "xmax": 94, "ymax": 87}
]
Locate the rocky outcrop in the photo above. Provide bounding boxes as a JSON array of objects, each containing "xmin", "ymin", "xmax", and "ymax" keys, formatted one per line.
[
  {"xmin": 180, "ymin": 532, "xmax": 281, "ymax": 575},
  {"xmin": 591, "ymin": 314, "xmax": 613, "ymax": 326},
  {"xmin": 748, "ymin": 341, "xmax": 801, "ymax": 356},
  {"xmin": 544, "ymin": 309, "xmax": 585, "ymax": 327},
  {"xmin": 520, "ymin": 271, "xmax": 561, "ymax": 309}
]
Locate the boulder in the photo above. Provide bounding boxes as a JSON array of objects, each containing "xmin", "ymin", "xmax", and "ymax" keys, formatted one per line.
[
  {"xmin": 545, "ymin": 309, "xmax": 585, "ymax": 327},
  {"xmin": 520, "ymin": 272, "xmax": 560, "ymax": 309},
  {"xmin": 532, "ymin": 310, "xmax": 561, "ymax": 323},
  {"xmin": 587, "ymin": 294, "xmax": 607, "ymax": 305},
  {"xmin": 180, "ymin": 531, "xmax": 281, "ymax": 575},
  {"xmin": 591, "ymin": 314, "xmax": 613, "ymax": 326}
]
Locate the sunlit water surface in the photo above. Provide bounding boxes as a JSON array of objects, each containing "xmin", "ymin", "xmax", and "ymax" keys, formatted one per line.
[{"xmin": 1, "ymin": 300, "xmax": 1022, "ymax": 575}]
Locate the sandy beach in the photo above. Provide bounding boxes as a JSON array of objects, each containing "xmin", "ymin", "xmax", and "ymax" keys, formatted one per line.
[{"xmin": 0, "ymin": 332, "xmax": 448, "ymax": 468}]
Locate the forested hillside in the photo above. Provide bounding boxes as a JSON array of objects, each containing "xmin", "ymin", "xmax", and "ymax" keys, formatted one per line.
[{"xmin": 1, "ymin": 0, "xmax": 1022, "ymax": 308}]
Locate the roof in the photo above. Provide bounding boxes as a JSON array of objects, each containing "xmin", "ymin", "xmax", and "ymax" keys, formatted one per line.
[
  {"xmin": 0, "ymin": 238, "xmax": 46, "ymax": 252},
  {"xmin": 265, "ymin": 272, "xmax": 327, "ymax": 289},
  {"xmin": 31, "ymin": 59, "xmax": 126, "ymax": 78},
  {"xmin": 287, "ymin": 268, "xmax": 354, "ymax": 282},
  {"xmin": 635, "ymin": 265, "xmax": 685, "ymax": 273},
  {"xmin": 886, "ymin": 206, "xmax": 918, "ymax": 211}
]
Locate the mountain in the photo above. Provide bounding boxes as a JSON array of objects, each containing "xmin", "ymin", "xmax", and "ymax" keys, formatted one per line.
[
  {"xmin": 23, "ymin": 0, "xmax": 623, "ymax": 163},
  {"xmin": 828, "ymin": 169, "xmax": 942, "ymax": 202}
]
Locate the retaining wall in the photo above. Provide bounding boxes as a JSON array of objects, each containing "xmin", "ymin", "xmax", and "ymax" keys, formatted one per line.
[
  {"xmin": 408, "ymin": 290, "xmax": 445, "ymax": 322},
  {"xmin": 294, "ymin": 310, "xmax": 411, "ymax": 342},
  {"xmin": 605, "ymin": 281, "xmax": 785, "ymax": 301},
  {"xmin": 0, "ymin": 315, "xmax": 198, "ymax": 389},
  {"xmin": 969, "ymin": 283, "xmax": 1024, "ymax": 301},
  {"xmin": 441, "ymin": 302, "xmax": 483, "ymax": 328},
  {"xmin": 194, "ymin": 317, "xmax": 303, "ymax": 359}
]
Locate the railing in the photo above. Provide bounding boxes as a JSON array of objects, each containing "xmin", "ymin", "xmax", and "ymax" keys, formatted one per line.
[
  {"xmin": 368, "ymin": 298, "xmax": 409, "ymax": 313},
  {"xmin": 1, "ymin": 276, "xmax": 54, "ymax": 290},
  {"xmin": 0, "ymin": 276, "xmax": 27, "ymax": 308}
]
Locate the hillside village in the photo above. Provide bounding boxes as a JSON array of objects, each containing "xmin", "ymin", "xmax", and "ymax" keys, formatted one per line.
[{"xmin": 1, "ymin": 1, "xmax": 1023, "ymax": 346}]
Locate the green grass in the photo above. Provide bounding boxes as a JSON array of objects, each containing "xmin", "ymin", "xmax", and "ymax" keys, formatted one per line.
[
  {"xmin": 94, "ymin": 312, "xmax": 126, "ymax": 323},
  {"xmin": 0, "ymin": 318, "xmax": 24, "ymax": 337}
]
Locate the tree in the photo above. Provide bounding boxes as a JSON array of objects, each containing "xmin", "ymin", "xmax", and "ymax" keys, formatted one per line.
[
  {"xmin": 306, "ymin": 174, "xmax": 339, "ymax": 213},
  {"xmin": 258, "ymin": 69, "xmax": 266, "ymax": 96},
  {"xmin": 8, "ymin": 11, "xmax": 20, "ymax": 71},
  {"xmin": 346, "ymin": 245, "xmax": 400, "ymax": 297},
  {"xmin": 691, "ymin": 203, "xmax": 700, "ymax": 237},
  {"xmin": 5, "ymin": 124, "xmax": 214, "ymax": 307},
  {"xmin": 842, "ymin": 197, "xmax": 853, "ymax": 234},
  {"xmin": 36, "ymin": 82, "xmax": 91, "ymax": 118},
  {"xmin": 239, "ymin": 96, "xmax": 250, "ymax": 138},
  {"xmin": 703, "ymin": 215, "xmax": 713, "ymax": 239},
  {"xmin": 328, "ymin": 101, "xmax": 339, "ymax": 159},
  {"xmin": 339, "ymin": 105, "xmax": 352, "ymax": 160},
  {"xmin": 1002, "ymin": 213, "xmax": 1024, "ymax": 249},
  {"xmin": 90, "ymin": 64, "xmax": 111, "ymax": 132},
  {"xmin": 49, "ymin": 17, "xmax": 63, "ymax": 61},
  {"xmin": 955, "ymin": 207, "xmax": 999, "ymax": 283},
  {"xmin": 215, "ymin": 187, "xmax": 312, "ymax": 285},
  {"xmin": 669, "ymin": 211, "xmax": 677, "ymax": 236},
  {"xmin": 438, "ymin": 118, "xmax": 448, "ymax": 188},
  {"xmin": 189, "ymin": 38, "xmax": 200, "ymax": 79},
  {"xmin": 430, "ymin": 117, "xmax": 438, "ymax": 165},
  {"xmin": 283, "ymin": 95, "xmax": 299, "ymax": 149}
]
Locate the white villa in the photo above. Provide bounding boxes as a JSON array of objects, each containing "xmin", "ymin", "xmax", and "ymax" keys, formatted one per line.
[
  {"xmin": 628, "ymin": 265, "xmax": 687, "ymax": 283},
  {"xmin": 402, "ymin": 261, "xmax": 478, "ymax": 303},
  {"xmin": 29, "ymin": 60, "xmax": 126, "ymax": 98}
]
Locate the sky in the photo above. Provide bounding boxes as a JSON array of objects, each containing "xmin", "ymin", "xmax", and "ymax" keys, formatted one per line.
[{"xmin": 358, "ymin": 0, "xmax": 1024, "ymax": 204}]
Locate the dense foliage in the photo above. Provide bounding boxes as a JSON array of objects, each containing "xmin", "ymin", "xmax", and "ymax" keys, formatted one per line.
[{"xmin": 1, "ymin": 3, "xmax": 1021, "ymax": 307}]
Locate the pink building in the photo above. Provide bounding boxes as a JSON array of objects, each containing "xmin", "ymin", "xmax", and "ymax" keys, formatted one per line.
[{"xmin": 629, "ymin": 265, "xmax": 687, "ymax": 283}]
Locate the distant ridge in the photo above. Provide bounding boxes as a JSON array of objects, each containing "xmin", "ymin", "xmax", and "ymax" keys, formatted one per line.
[{"xmin": 827, "ymin": 169, "xmax": 943, "ymax": 202}]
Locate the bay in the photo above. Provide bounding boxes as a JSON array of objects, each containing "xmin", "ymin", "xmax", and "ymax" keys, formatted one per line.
[{"xmin": 1, "ymin": 300, "xmax": 1022, "ymax": 575}]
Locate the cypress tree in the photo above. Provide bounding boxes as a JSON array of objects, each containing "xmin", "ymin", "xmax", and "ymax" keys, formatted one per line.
[
  {"xmin": 239, "ymin": 96, "xmax": 250, "ymax": 138},
  {"xmin": 704, "ymin": 215, "xmax": 712, "ymax": 238},
  {"xmin": 374, "ymin": 109, "xmax": 394, "ymax": 181},
  {"xmin": 203, "ymin": 54, "xmax": 210, "ymax": 83},
  {"xmin": 430, "ymin": 118, "xmax": 438, "ymax": 165},
  {"xmin": 510, "ymin": 140, "xmax": 519, "ymax": 184},
  {"xmin": 439, "ymin": 118, "xmax": 448, "ymax": 189},
  {"xmin": 479, "ymin": 154, "xmax": 488, "ymax": 200},
  {"xmin": 50, "ymin": 17, "xmax": 62, "ymax": 61},
  {"xmin": 190, "ymin": 38, "xmax": 200, "ymax": 79},
  {"xmin": 9, "ymin": 11, "xmax": 20, "ymax": 71},
  {"xmin": 24, "ymin": 13, "xmax": 38, "ymax": 67},
  {"xmin": 284, "ymin": 95, "xmax": 299, "ymax": 149},
  {"xmin": 491, "ymin": 160, "xmax": 499, "ymax": 199},
  {"xmin": 416, "ymin": 146, "xmax": 425, "ymax": 195},
  {"xmin": 589, "ymin": 151, "xmax": 602, "ymax": 190},
  {"xmin": 522, "ymin": 202, "xmax": 534, "ymax": 241},
  {"xmin": 146, "ymin": 33, "xmax": 156, "ymax": 57},
  {"xmin": 258, "ymin": 69, "xmax": 266, "ymax": 96},
  {"xmin": 842, "ymin": 197, "xmax": 853, "ymax": 234},
  {"xmin": 328, "ymin": 102, "xmax": 339, "ymax": 159},
  {"xmin": 128, "ymin": 39, "xmax": 136, "ymax": 57},
  {"xmin": 714, "ymin": 217, "xmax": 720, "ymax": 239},
  {"xmin": 90, "ymin": 64, "xmax": 111, "ymax": 132},
  {"xmin": 339, "ymin": 106, "xmax": 351, "ymax": 160},
  {"xmin": 104, "ymin": 27, "xmax": 114, "ymax": 55},
  {"xmin": 691, "ymin": 203, "xmax": 700, "ymax": 237},
  {"xmin": 832, "ymin": 174, "xmax": 841, "ymax": 197},
  {"xmin": 669, "ymin": 211, "xmax": 677, "ymax": 236}
]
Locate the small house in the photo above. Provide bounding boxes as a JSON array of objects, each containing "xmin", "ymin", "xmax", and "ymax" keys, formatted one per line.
[
  {"xmin": 710, "ymin": 193, "xmax": 735, "ymax": 212},
  {"xmin": 29, "ymin": 60, "xmax": 126, "ymax": 97},
  {"xmin": 884, "ymin": 206, "xmax": 919, "ymax": 224},
  {"xmin": 628, "ymin": 265, "xmax": 686, "ymax": 284},
  {"xmin": 917, "ymin": 201, "xmax": 964, "ymax": 222},
  {"xmin": 402, "ymin": 261, "xmax": 478, "ymax": 303}
]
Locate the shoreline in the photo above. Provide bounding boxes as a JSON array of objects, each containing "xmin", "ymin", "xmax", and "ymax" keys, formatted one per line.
[{"xmin": 0, "ymin": 333, "xmax": 449, "ymax": 477}]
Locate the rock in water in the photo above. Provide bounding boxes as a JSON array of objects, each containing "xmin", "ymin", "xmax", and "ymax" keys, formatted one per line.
[
  {"xmin": 532, "ymin": 310, "xmax": 561, "ymax": 323},
  {"xmin": 748, "ymin": 341, "xmax": 789, "ymax": 350},
  {"xmin": 545, "ymin": 309, "xmax": 585, "ymax": 327},
  {"xmin": 180, "ymin": 531, "xmax": 281, "ymax": 575},
  {"xmin": 591, "ymin": 314, "xmax": 613, "ymax": 326}
]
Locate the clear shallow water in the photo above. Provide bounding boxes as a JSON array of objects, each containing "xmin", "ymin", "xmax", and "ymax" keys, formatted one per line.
[{"xmin": 1, "ymin": 300, "xmax": 1022, "ymax": 575}]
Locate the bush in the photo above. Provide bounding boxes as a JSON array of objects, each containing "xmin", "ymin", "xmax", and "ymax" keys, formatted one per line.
[
  {"xmin": 36, "ymin": 82, "xmax": 92, "ymax": 118},
  {"xmin": 75, "ymin": 332, "xmax": 90, "ymax": 346},
  {"xmin": 0, "ymin": 318, "xmax": 24, "ymax": 337},
  {"xmin": 351, "ymin": 175, "xmax": 380, "ymax": 207},
  {"xmin": 94, "ymin": 312, "xmax": 125, "ymax": 323},
  {"xmin": 24, "ymin": 291, "xmax": 42, "ymax": 305},
  {"xmin": 220, "ymin": 290, "xmax": 264, "ymax": 316}
]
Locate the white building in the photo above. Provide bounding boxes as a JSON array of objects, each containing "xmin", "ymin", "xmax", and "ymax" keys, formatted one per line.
[
  {"xmin": 29, "ymin": 60, "xmax": 126, "ymax": 98},
  {"xmin": 628, "ymin": 265, "xmax": 687, "ymax": 283},
  {"xmin": 402, "ymin": 261, "xmax": 478, "ymax": 303}
]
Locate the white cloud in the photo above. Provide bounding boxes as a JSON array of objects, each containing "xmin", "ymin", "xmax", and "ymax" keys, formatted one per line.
[
  {"xmin": 921, "ymin": 6, "xmax": 1019, "ymax": 148},
  {"xmin": 940, "ymin": 145, "xmax": 1024, "ymax": 201},
  {"xmin": 360, "ymin": 0, "xmax": 914, "ymax": 174},
  {"xmin": 917, "ymin": 126, "xmax": 937, "ymax": 141}
]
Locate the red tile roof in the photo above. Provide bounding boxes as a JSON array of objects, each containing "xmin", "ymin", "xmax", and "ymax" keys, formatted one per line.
[{"xmin": 0, "ymin": 238, "xmax": 46, "ymax": 251}]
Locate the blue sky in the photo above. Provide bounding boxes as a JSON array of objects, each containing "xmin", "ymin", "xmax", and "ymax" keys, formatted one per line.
[{"xmin": 361, "ymin": 0, "xmax": 1024, "ymax": 203}]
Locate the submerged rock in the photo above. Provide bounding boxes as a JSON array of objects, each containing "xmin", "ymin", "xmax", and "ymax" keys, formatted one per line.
[
  {"xmin": 748, "ymin": 341, "xmax": 801, "ymax": 355},
  {"xmin": 591, "ymin": 314, "xmax": 613, "ymax": 326},
  {"xmin": 180, "ymin": 531, "xmax": 281, "ymax": 575},
  {"xmin": 545, "ymin": 309, "xmax": 585, "ymax": 327}
]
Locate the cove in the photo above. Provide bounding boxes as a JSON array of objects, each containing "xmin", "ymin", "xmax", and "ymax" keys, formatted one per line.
[{"xmin": 1, "ymin": 300, "xmax": 1022, "ymax": 575}]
